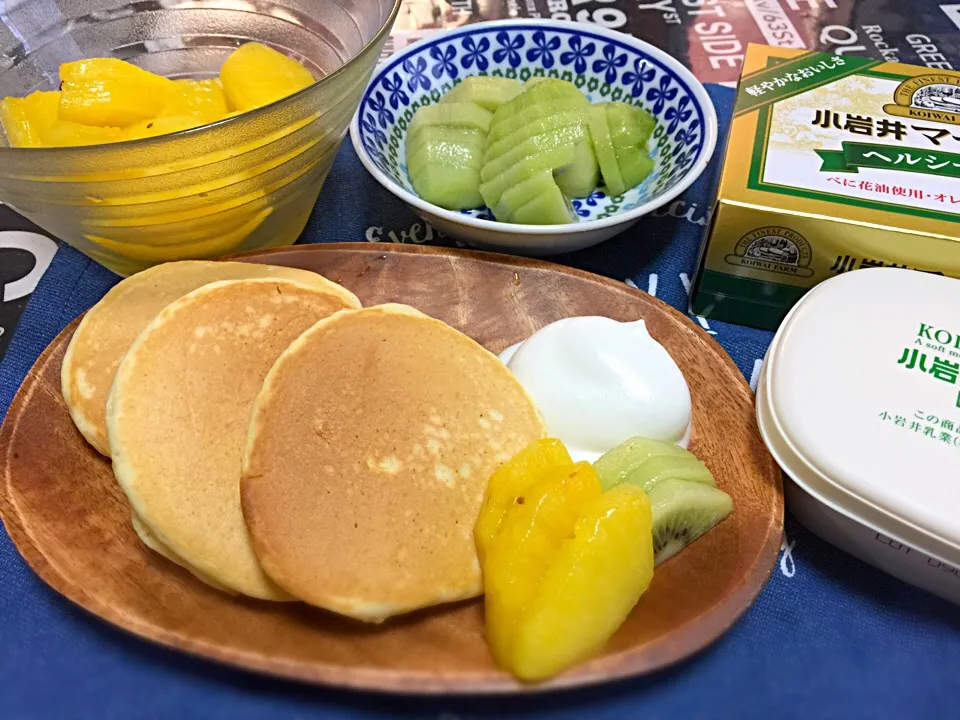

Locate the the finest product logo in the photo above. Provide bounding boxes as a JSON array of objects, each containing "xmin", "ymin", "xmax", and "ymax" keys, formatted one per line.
[
  {"xmin": 725, "ymin": 227, "xmax": 814, "ymax": 278},
  {"xmin": 884, "ymin": 74, "xmax": 960, "ymax": 125}
]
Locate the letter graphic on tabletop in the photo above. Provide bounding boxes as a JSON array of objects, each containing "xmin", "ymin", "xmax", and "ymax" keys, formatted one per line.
[{"xmin": 0, "ymin": 230, "xmax": 57, "ymax": 302}]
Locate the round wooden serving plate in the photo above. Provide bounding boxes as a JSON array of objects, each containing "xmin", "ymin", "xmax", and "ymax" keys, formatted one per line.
[{"xmin": 0, "ymin": 244, "xmax": 782, "ymax": 694}]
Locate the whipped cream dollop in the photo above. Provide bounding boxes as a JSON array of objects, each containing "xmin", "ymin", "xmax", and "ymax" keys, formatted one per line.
[{"xmin": 500, "ymin": 316, "xmax": 692, "ymax": 462}]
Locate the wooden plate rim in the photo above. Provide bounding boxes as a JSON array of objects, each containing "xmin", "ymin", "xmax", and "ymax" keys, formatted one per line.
[{"xmin": 0, "ymin": 243, "xmax": 783, "ymax": 695}]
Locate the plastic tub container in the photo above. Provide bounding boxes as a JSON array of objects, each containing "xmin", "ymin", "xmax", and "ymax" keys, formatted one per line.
[{"xmin": 757, "ymin": 267, "xmax": 960, "ymax": 605}]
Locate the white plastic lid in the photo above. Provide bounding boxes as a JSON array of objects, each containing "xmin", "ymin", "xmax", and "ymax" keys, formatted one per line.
[{"xmin": 760, "ymin": 268, "xmax": 960, "ymax": 565}]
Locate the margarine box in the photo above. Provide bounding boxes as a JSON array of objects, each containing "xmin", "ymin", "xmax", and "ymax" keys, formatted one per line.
[{"xmin": 691, "ymin": 44, "xmax": 960, "ymax": 331}]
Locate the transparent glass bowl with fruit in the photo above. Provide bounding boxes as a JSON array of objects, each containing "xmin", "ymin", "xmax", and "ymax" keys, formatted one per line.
[
  {"xmin": 0, "ymin": 0, "xmax": 401, "ymax": 276},
  {"xmin": 351, "ymin": 19, "xmax": 718, "ymax": 256}
]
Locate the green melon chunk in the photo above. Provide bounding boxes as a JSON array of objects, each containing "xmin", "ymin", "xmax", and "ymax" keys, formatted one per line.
[
  {"xmin": 480, "ymin": 124, "xmax": 586, "ymax": 183},
  {"xmin": 606, "ymin": 101, "xmax": 656, "ymax": 149},
  {"xmin": 510, "ymin": 179, "xmax": 575, "ymax": 224},
  {"xmin": 406, "ymin": 123, "xmax": 486, "ymax": 209},
  {"xmin": 479, "ymin": 144, "xmax": 577, "ymax": 210},
  {"xmin": 408, "ymin": 159, "xmax": 483, "ymax": 210},
  {"xmin": 486, "ymin": 104, "xmax": 586, "ymax": 149},
  {"xmin": 554, "ymin": 138, "xmax": 599, "ymax": 198},
  {"xmin": 484, "ymin": 108, "xmax": 587, "ymax": 165},
  {"xmin": 588, "ymin": 103, "xmax": 627, "ymax": 196},
  {"xmin": 442, "ymin": 76, "xmax": 524, "ymax": 112},
  {"xmin": 604, "ymin": 101, "xmax": 657, "ymax": 194},
  {"xmin": 406, "ymin": 125, "xmax": 485, "ymax": 160},
  {"xmin": 493, "ymin": 168, "xmax": 555, "ymax": 221},
  {"xmin": 407, "ymin": 101, "xmax": 493, "ymax": 138},
  {"xmin": 616, "ymin": 150, "xmax": 654, "ymax": 192},
  {"xmin": 407, "ymin": 137, "xmax": 482, "ymax": 174},
  {"xmin": 488, "ymin": 79, "xmax": 587, "ymax": 136},
  {"xmin": 407, "ymin": 125, "xmax": 487, "ymax": 161}
]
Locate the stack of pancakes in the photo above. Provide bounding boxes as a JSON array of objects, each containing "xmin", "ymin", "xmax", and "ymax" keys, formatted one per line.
[{"xmin": 62, "ymin": 260, "xmax": 544, "ymax": 621}]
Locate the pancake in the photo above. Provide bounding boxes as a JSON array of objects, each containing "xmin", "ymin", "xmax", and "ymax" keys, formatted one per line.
[
  {"xmin": 241, "ymin": 304, "xmax": 546, "ymax": 622},
  {"xmin": 62, "ymin": 259, "xmax": 358, "ymax": 457},
  {"xmin": 107, "ymin": 278, "xmax": 359, "ymax": 600}
]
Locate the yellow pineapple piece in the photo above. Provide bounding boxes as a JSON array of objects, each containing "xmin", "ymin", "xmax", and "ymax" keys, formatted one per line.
[
  {"xmin": 482, "ymin": 462, "xmax": 602, "ymax": 667},
  {"xmin": 59, "ymin": 58, "xmax": 177, "ymax": 127},
  {"xmin": 474, "ymin": 438, "xmax": 572, "ymax": 566},
  {"xmin": 509, "ymin": 483, "xmax": 654, "ymax": 681},
  {"xmin": 160, "ymin": 79, "xmax": 229, "ymax": 122},
  {"xmin": 220, "ymin": 42, "xmax": 315, "ymax": 112},
  {"xmin": 0, "ymin": 90, "xmax": 61, "ymax": 147},
  {"xmin": 122, "ymin": 114, "xmax": 204, "ymax": 141},
  {"xmin": 44, "ymin": 120, "xmax": 123, "ymax": 147}
]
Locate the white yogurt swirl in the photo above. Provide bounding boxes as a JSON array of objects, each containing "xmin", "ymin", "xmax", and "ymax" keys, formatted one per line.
[{"xmin": 500, "ymin": 316, "xmax": 692, "ymax": 462}]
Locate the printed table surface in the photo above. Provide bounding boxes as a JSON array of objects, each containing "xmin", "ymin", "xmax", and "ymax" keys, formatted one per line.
[{"xmin": 6, "ymin": 1, "xmax": 960, "ymax": 714}]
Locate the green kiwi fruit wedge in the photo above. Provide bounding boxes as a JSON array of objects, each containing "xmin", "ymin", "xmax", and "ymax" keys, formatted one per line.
[
  {"xmin": 594, "ymin": 436, "xmax": 732, "ymax": 566},
  {"xmin": 647, "ymin": 478, "xmax": 733, "ymax": 566},
  {"xmin": 594, "ymin": 436, "xmax": 697, "ymax": 492}
]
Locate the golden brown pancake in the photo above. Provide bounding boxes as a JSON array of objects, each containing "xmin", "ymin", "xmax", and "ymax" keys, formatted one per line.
[
  {"xmin": 241, "ymin": 304, "xmax": 545, "ymax": 621},
  {"xmin": 108, "ymin": 278, "xmax": 359, "ymax": 600},
  {"xmin": 62, "ymin": 260, "xmax": 358, "ymax": 456}
]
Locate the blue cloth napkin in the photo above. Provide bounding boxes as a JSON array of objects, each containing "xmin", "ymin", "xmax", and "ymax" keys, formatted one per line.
[{"xmin": 2, "ymin": 85, "xmax": 959, "ymax": 719}]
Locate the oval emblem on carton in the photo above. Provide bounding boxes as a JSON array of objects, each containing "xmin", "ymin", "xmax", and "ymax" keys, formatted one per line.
[
  {"xmin": 725, "ymin": 227, "xmax": 814, "ymax": 277},
  {"xmin": 884, "ymin": 74, "xmax": 960, "ymax": 125}
]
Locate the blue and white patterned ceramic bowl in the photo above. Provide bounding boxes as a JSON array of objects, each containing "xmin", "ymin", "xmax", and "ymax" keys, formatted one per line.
[{"xmin": 350, "ymin": 19, "xmax": 717, "ymax": 255}]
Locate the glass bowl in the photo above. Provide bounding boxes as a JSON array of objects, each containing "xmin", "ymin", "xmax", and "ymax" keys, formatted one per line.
[{"xmin": 0, "ymin": 0, "xmax": 401, "ymax": 276}]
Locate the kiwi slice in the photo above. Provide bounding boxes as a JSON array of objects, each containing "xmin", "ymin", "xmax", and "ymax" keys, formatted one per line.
[
  {"xmin": 588, "ymin": 104, "xmax": 626, "ymax": 196},
  {"xmin": 648, "ymin": 478, "xmax": 733, "ymax": 566},
  {"xmin": 554, "ymin": 138, "xmax": 599, "ymax": 198},
  {"xmin": 593, "ymin": 436, "xmax": 691, "ymax": 491},
  {"xmin": 624, "ymin": 455, "xmax": 714, "ymax": 494},
  {"xmin": 442, "ymin": 76, "xmax": 523, "ymax": 112}
]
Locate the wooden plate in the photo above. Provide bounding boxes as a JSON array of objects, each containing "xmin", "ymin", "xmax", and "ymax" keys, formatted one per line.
[{"xmin": 0, "ymin": 244, "xmax": 782, "ymax": 694}]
